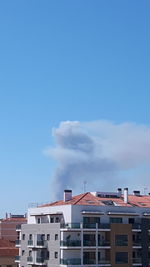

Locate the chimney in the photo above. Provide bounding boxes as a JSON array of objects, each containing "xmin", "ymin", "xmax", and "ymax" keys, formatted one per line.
[
  {"xmin": 117, "ymin": 188, "xmax": 122, "ymax": 197},
  {"xmin": 124, "ymin": 188, "xmax": 128, "ymax": 204},
  {"xmin": 64, "ymin": 190, "xmax": 72, "ymax": 202},
  {"xmin": 133, "ymin": 190, "xmax": 140, "ymax": 196}
]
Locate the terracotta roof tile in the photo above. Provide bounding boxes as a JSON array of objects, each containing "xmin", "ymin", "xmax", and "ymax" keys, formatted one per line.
[{"xmin": 40, "ymin": 192, "xmax": 150, "ymax": 208}]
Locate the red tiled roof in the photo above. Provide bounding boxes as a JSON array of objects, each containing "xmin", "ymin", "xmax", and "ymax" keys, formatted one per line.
[
  {"xmin": 1, "ymin": 218, "xmax": 27, "ymax": 222},
  {"xmin": 0, "ymin": 248, "xmax": 18, "ymax": 257},
  {"xmin": 0, "ymin": 239, "xmax": 18, "ymax": 257},
  {"xmin": 40, "ymin": 192, "xmax": 150, "ymax": 208}
]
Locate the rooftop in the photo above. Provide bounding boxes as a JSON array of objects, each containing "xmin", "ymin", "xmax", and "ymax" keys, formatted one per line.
[
  {"xmin": 40, "ymin": 191, "xmax": 150, "ymax": 208},
  {"xmin": 0, "ymin": 240, "xmax": 18, "ymax": 257}
]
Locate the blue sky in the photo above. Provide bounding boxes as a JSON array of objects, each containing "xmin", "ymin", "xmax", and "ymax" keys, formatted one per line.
[{"xmin": 0, "ymin": 1, "xmax": 150, "ymax": 217}]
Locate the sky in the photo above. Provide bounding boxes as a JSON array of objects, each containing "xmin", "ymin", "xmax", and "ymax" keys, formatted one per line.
[{"xmin": 0, "ymin": 0, "xmax": 150, "ymax": 217}]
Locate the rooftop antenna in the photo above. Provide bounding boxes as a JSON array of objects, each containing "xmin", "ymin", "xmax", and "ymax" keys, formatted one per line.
[{"xmin": 83, "ymin": 180, "xmax": 87, "ymax": 193}]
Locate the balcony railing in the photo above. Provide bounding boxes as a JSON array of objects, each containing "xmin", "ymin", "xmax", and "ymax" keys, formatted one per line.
[
  {"xmin": 98, "ymin": 240, "xmax": 110, "ymax": 246},
  {"xmin": 132, "ymin": 223, "xmax": 141, "ymax": 229},
  {"xmin": 98, "ymin": 259, "xmax": 111, "ymax": 264},
  {"xmin": 27, "ymin": 256, "xmax": 33, "ymax": 262},
  {"xmin": 15, "ymin": 240, "xmax": 21, "ymax": 245},
  {"xmin": 15, "ymin": 256, "xmax": 21, "ymax": 261},
  {"xmin": 16, "ymin": 224, "xmax": 21, "ymax": 230},
  {"xmin": 60, "ymin": 258, "xmax": 81, "ymax": 265},
  {"xmin": 60, "ymin": 240, "xmax": 81, "ymax": 247},
  {"xmin": 37, "ymin": 240, "xmax": 46, "ymax": 246},
  {"xmin": 132, "ymin": 258, "xmax": 142, "ymax": 263},
  {"xmin": 83, "ymin": 240, "xmax": 96, "ymax": 246},
  {"xmin": 83, "ymin": 223, "xmax": 97, "ymax": 229},
  {"xmin": 132, "ymin": 240, "xmax": 141, "ymax": 246},
  {"xmin": 60, "ymin": 223, "xmax": 81, "ymax": 229},
  {"xmin": 83, "ymin": 258, "xmax": 96, "ymax": 264},
  {"xmin": 36, "ymin": 257, "xmax": 45, "ymax": 263},
  {"xmin": 60, "ymin": 222, "xmax": 110, "ymax": 230},
  {"xmin": 28, "ymin": 240, "xmax": 33, "ymax": 246}
]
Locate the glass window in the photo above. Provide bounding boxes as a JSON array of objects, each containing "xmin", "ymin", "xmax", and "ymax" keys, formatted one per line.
[
  {"xmin": 22, "ymin": 234, "xmax": 25, "ymax": 240},
  {"xmin": 37, "ymin": 218, "xmax": 41, "ymax": 224},
  {"xmin": 22, "ymin": 250, "xmax": 25, "ymax": 256},
  {"xmin": 129, "ymin": 218, "xmax": 135, "ymax": 224},
  {"xmin": 55, "ymin": 252, "xmax": 58, "ymax": 258},
  {"xmin": 55, "ymin": 234, "xmax": 58, "ymax": 240},
  {"xmin": 115, "ymin": 252, "xmax": 128, "ymax": 264},
  {"xmin": 55, "ymin": 217, "xmax": 60, "ymax": 223},
  {"xmin": 47, "ymin": 234, "xmax": 50, "ymax": 240},
  {"xmin": 50, "ymin": 217, "xmax": 54, "ymax": 223},
  {"xmin": 115, "ymin": 235, "xmax": 128, "ymax": 246},
  {"xmin": 110, "ymin": 217, "xmax": 122, "ymax": 224}
]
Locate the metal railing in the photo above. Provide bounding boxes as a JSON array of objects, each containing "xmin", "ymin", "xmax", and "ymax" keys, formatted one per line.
[
  {"xmin": 15, "ymin": 240, "xmax": 21, "ymax": 245},
  {"xmin": 27, "ymin": 256, "xmax": 33, "ymax": 262},
  {"xmin": 98, "ymin": 240, "xmax": 110, "ymax": 246},
  {"xmin": 15, "ymin": 256, "xmax": 21, "ymax": 261},
  {"xmin": 60, "ymin": 258, "xmax": 81, "ymax": 265},
  {"xmin": 60, "ymin": 223, "xmax": 81, "ymax": 229},
  {"xmin": 60, "ymin": 240, "xmax": 81, "ymax": 246},
  {"xmin": 28, "ymin": 240, "xmax": 33, "ymax": 246},
  {"xmin": 16, "ymin": 224, "xmax": 21, "ymax": 230}
]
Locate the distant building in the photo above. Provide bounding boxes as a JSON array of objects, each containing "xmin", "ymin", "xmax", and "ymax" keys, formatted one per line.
[
  {"xmin": 0, "ymin": 214, "xmax": 27, "ymax": 242},
  {"xmin": 16, "ymin": 188, "xmax": 150, "ymax": 267},
  {"xmin": 0, "ymin": 239, "xmax": 18, "ymax": 267}
]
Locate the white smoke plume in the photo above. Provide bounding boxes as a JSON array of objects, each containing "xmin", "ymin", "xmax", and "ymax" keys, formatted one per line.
[{"xmin": 46, "ymin": 120, "xmax": 150, "ymax": 199}]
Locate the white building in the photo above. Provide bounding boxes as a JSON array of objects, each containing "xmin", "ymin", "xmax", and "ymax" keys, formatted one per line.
[{"xmin": 16, "ymin": 189, "xmax": 150, "ymax": 267}]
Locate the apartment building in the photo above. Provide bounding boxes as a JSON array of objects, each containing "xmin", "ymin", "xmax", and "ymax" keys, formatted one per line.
[
  {"xmin": 0, "ymin": 214, "xmax": 27, "ymax": 242},
  {"xmin": 16, "ymin": 188, "xmax": 150, "ymax": 267}
]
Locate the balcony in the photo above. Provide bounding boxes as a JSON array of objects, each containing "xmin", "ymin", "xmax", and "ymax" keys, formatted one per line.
[
  {"xmin": 60, "ymin": 240, "xmax": 81, "ymax": 247},
  {"xmin": 28, "ymin": 240, "xmax": 33, "ymax": 246},
  {"xmin": 132, "ymin": 258, "xmax": 142, "ymax": 264},
  {"xmin": 15, "ymin": 256, "xmax": 21, "ymax": 262},
  {"xmin": 132, "ymin": 224, "xmax": 141, "ymax": 230},
  {"xmin": 132, "ymin": 241, "xmax": 141, "ymax": 247},
  {"xmin": 27, "ymin": 256, "xmax": 33, "ymax": 263},
  {"xmin": 83, "ymin": 223, "xmax": 110, "ymax": 229},
  {"xmin": 98, "ymin": 259, "xmax": 111, "ymax": 264},
  {"xmin": 83, "ymin": 258, "xmax": 96, "ymax": 264},
  {"xmin": 83, "ymin": 223, "xmax": 97, "ymax": 229},
  {"xmin": 98, "ymin": 240, "xmax": 110, "ymax": 246},
  {"xmin": 60, "ymin": 258, "xmax": 81, "ymax": 265},
  {"xmin": 36, "ymin": 257, "xmax": 45, "ymax": 264},
  {"xmin": 16, "ymin": 224, "xmax": 21, "ymax": 231},
  {"xmin": 15, "ymin": 240, "xmax": 21, "ymax": 246},
  {"xmin": 61, "ymin": 223, "xmax": 81, "ymax": 229},
  {"xmin": 83, "ymin": 240, "xmax": 96, "ymax": 246}
]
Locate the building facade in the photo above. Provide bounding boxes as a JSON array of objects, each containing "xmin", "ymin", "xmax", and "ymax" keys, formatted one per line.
[
  {"xmin": 0, "ymin": 214, "xmax": 27, "ymax": 242},
  {"xmin": 16, "ymin": 189, "xmax": 150, "ymax": 267}
]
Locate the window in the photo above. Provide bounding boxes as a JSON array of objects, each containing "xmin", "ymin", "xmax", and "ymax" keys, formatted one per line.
[
  {"xmin": 129, "ymin": 218, "xmax": 135, "ymax": 224},
  {"xmin": 47, "ymin": 234, "xmax": 50, "ymax": 240},
  {"xmin": 22, "ymin": 250, "xmax": 25, "ymax": 256},
  {"xmin": 29, "ymin": 251, "xmax": 32, "ymax": 257},
  {"xmin": 47, "ymin": 251, "xmax": 49, "ymax": 260},
  {"xmin": 55, "ymin": 234, "xmax": 58, "ymax": 240},
  {"xmin": 115, "ymin": 235, "xmax": 128, "ymax": 246},
  {"xmin": 110, "ymin": 217, "xmax": 122, "ymax": 224},
  {"xmin": 50, "ymin": 217, "xmax": 54, "ymax": 223},
  {"xmin": 29, "ymin": 234, "xmax": 32, "ymax": 240},
  {"xmin": 55, "ymin": 252, "xmax": 58, "ymax": 258},
  {"xmin": 22, "ymin": 234, "xmax": 25, "ymax": 240},
  {"xmin": 55, "ymin": 217, "xmax": 60, "ymax": 223},
  {"xmin": 115, "ymin": 252, "xmax": 128, "ymax": 264},
  {"xmin": 37, "ymin": 218, "xmax": 41, "ymax": 224}
]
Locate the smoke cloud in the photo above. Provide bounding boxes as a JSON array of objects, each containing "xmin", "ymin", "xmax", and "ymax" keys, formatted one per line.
[{"xmin": 46, "ymin": 120, "xmax": 150, "ymax": 199}]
